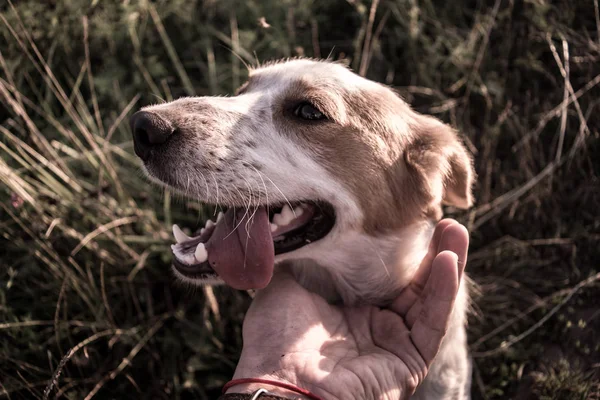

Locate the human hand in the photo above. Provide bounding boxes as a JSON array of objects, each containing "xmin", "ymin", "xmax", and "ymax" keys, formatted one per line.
[{"xmin": 226, "ymin": 219, "xmax": 469, "ymax": 400}]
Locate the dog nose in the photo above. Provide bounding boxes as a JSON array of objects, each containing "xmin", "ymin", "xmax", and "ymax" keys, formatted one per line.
[{"xmin": 130, "ymin": 111, "xmax": 175, "ymax": 161}]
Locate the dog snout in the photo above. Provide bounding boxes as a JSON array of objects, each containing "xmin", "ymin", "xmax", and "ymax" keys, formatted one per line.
[{"xmin": 130, "ymin": 111, "xmax": 175, "ymax": 161}]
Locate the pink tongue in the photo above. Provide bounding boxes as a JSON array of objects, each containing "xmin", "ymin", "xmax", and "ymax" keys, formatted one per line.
[{"xmin": 205, "ymin": 207, "xmax": 274, "ymax": 290}]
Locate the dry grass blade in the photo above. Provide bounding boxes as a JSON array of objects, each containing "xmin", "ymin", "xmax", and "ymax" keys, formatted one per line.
[
  {"xmin": 555, "ymin": 37, "xmax": 569, "ymax": 164},
  {"xmin": 230, "ymin": 10, "xmax": 241, "ymax": 91},
  {"xmin": 359, "ymin": 0, "xmax": 379, "ymax": 77},
  {"xmin": 148, "ymin": 4, "xmax": 195, "ymax": 96},
  {"xmin": 0, "ymin": 31, "xmax": 73, "ymax": 178},
  {"xmin": 311, "ymin": 18, "xmax": 321, "ymax": 58},
  {"xmin": 82, "ymin": 314, "xmax": 170, "ymax": 400},
  {"xmin": 100, "ymin": 262, "xmax": 117, "ymax": 328},
  {"xmin": 512, "ymin": 72, "xmax": 600, "ymax": 151},
  {"xmin": 1, "ymin": 203, "xmax": 96, "ymax": 309},
  {"xmin": 43, "ymin": 328, "xmax": 139, "ymax": 400},
  {"xmin": 126, "ymin": 250, "xmax": 151, "ymax": 282},
  {"xmin": 0, "ymin": 157, "xmax": 37, "ymax": 206},
  {"xmin": 462, "ymin": 0, "xmax": 502, "ymax": 104},
  {"xmin": 203, "ymin": 286, "xmax": 221, "ymax": 324},
  {"xmin": 70, "ymin": 216, "xmax": 139, "ymax": 257},
  {"xmin": 0, "ymin": 76, "xmax": 99, "ymax": 168},
  {"xmin": 473, "ymin": 127, "xmax": 591, "ymax": 229},
  {"xmin": 0, "ymin": 320, "xmax": 100, "ymax": 330},
  {"xmin": 595, "ymin": 0, "xmax": 600, "ymax": 47},
  {"xmin": 103, "ymin": 94, "xmax": 141, "ymax": 144},
  {"xmin": 0, "ymin": 126, "xmax": 81, "ymax": 196},
  {"xmin": 471, "ymin": 282, "xmax": 574, "ymax": 349},
  {"xmin": 2, "ymin": 6, "xmax": 125, "ymax": 199},
  {"xmin": 82, "ymin": 17, "xmax": 104, "ymax": 137},
  {"xmin": 547, "ymin": 34, "xmax": 591, "ymax": 151},
  {"xmin": 473, "ymin": 162, "xmax": 553, "ymax": 229},
  {"xmin": 206, "ymin": 26, "xmax": 256, "ymax": 65},
  {"xmin": 207, "ymin": 40, "xmax": 218, "ymax": 95},
  {"xmin": 472, "ymin": 272, "xmax": 600, "ymax": 358},
  {"xmin": 132, "ymin": 54, "xmax": 163, "ymax": 99}
]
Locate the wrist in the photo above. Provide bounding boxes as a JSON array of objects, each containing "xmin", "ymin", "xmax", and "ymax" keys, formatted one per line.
[
  {"xmin": 231, "ymin": 350, "xmax": 324, "ymax": 399},
  {"xmin": 225, "ymin": 375, "xmax": 323, "ymax": 400},
  {"xmin": 225, "ymin": 381, "xmax": 310, "ymax": 399}
]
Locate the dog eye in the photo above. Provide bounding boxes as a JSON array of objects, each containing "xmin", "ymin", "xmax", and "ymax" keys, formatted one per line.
[{"xmin": 294, "ymin": 103, "xmax": 326, "ymax": 121}]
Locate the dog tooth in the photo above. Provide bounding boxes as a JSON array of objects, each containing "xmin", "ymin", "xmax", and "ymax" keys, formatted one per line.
[
  {"xmin": 270, "ymin": 223, "xmax": 278, "ymax": 232},
  {"xmin": 200, "ymin": 228, "xmax": 206, "ymax": 235},
  {"xmin": 280, "ymin": 205, "xmax": 295, "ymax": 224},
  {"xmin": 281, "ymin": 204, "xmax": 293, "ymax": 216},
  {"xmin": 172, "ymin": 224, "xmax": 191, "ymax": 243},
  {"xmin": 194, "ymin": 243, "xmax": 208, "ymax": 263},
  {"xmin": 293, "ymin": 206, "xmax": 304, "ymax": 217},
  {"xmin": 205, "ymin": 219, "xmax": 215, "ymax": 229},
  {"xmin": 217, "ymin": 212, "xmax": 224, "ymax": 222},
  {"xmin": 272, "ymin": 213, "xmax": 282, "ymax": 225}
]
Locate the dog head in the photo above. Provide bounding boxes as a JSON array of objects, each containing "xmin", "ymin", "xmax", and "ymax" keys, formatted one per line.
[{"xmin": 131, "ymin": 59, "xmax": 474, "ymax": 303}]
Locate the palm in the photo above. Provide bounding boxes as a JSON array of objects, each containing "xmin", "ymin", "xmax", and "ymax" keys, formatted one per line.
[
  {"xmin": 232, "ymin": 220, "xmax": 469, "ymax": 400},
  {"xmin": 289, "ymin": 297, "xmax": 423, "ymax": 399}
]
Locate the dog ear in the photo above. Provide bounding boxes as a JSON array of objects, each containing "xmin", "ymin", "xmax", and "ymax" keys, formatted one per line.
[{"xmin": 404, "ymin": 117, "xmax": 475, "ymax": 210}]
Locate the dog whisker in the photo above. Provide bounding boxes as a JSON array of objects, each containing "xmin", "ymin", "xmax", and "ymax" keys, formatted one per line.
[
  {"xmin": 223, "ymin": 179, "xmax": 254, "ymax": 240},
  {"xmin": 366, "ymin": 237, "xmax": 391, "ymax": 279},
  {"xmin": 260, "ymin": 172, "xmax": 296, "ymax": 218},
  {"xmin": 251, "ymin": 166, "xmax": 270, "ymax": 217},
  {"xmin": 208, "ymin": 170, "xmax": 221, "ymax": 216},
  {"xmin": 245, "ymin": 202, "xmax": 260, "ymax": 239},
  {"xmin": 197, "ymin": 168, "xmax": 211, "ymax": 202},
  {"xmin": 241, "ymin": 175, "xmax": 258, "ymax": 235}
]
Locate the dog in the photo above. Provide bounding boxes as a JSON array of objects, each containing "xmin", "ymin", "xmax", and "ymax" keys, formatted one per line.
[{"xmin": 130, "ymin": 58, "xmax": 475, "ymax": 399}]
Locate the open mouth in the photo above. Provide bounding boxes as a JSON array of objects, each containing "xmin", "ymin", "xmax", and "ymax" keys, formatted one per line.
[{"xmin": 170, "ymin": 201, "xmax": 335, "ymax": 289}]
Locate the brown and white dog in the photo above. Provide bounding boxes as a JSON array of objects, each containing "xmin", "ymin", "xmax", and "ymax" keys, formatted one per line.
[{"xmin": 130, "ymin": 59, "xmax": 475, "ymax": 399}]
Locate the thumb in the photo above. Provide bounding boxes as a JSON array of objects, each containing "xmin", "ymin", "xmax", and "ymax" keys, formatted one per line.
[{"xmin": 409, "ymin": 250, "xmax": 460, "ymax": 364}]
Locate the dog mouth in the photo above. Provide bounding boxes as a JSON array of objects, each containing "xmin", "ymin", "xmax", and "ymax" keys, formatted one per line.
[{"xmin": 170, "ymin": 201, "xmax": 335, "ymax": 289}]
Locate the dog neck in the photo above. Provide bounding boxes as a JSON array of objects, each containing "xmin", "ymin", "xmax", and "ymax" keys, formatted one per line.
[{"xmin": 280, "ymin": 219, "xmax": 436, "ymax": 306}]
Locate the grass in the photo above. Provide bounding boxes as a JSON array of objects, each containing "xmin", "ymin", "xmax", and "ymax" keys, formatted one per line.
[{"xmin": 1, "ymin": 0, "xmax": 599, "ymax": 399}]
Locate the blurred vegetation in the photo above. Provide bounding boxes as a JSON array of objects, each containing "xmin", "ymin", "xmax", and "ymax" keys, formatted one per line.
[{"xmin": 1, "ymin": 0, "xmax": 599, "ymax": 399}]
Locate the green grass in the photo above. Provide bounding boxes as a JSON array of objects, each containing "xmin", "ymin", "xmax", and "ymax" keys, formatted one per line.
[{"xmin": 1, "ymin": 0, "xmax": 599, "ymax": 399}]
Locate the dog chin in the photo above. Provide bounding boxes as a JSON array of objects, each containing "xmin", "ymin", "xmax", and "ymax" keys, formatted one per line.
[{"xmin": 171, "ymin": 265, "xmax": 226, "ymax": 287}]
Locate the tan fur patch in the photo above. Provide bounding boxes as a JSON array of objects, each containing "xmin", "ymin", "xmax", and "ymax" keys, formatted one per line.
[
  {"xmin": 271, "ymin": 79, "xmax": 474, "ymax": 235},
  {"xmin": 406, "ymin": 115, "xmax": 475, "ymax": 210}
]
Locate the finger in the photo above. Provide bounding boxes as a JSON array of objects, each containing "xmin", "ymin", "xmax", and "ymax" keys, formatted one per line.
[
  {"xmin": 371, "ymin": 308, "xmax": 428, "ymax": 374},
  {"xmin": 436, "ymin": 222, "xmax": 469, "ymax": 280},
  {"xmin": 389, "ymin": 219, "xmax": 458, "ymax": 315},
  {"xmin": 430, "ymin": 219, "xmax": 459, "ymax": 256},
  {"xmin": 409, "ymin": 251, "xmax": 460, "ymax": 365},
  {"xmin": 404, "ymin": 224, "xmax": 467, "ymax": 327},
  {"xmin": 413, "ymin": 219, "xmax": 459, "ymax": 289}
]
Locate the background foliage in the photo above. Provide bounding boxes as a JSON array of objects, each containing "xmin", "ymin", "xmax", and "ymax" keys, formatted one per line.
[{"xmin": 1, "ymin": 0, "xmax": 599, "ymax": 398}]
